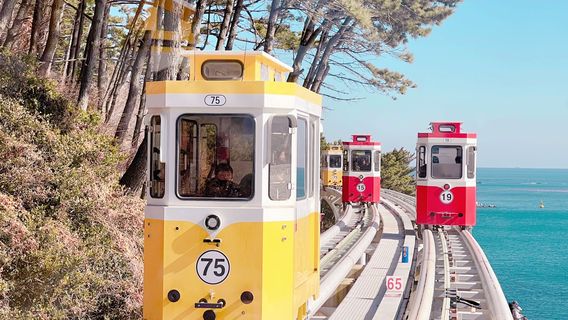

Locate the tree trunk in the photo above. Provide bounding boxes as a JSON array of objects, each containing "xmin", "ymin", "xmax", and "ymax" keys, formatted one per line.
[
  {"xmin": 121, "ymin": 0, "xmax": 182, "ymax": 194},
  {"xmin": 39, "ymin": 0, "xmax": 65, "ymax": 76},
  {"xmin": 97, "ymin": 3, "xmax": 110, "ymax": 110},
  {"xmin": 287, "ymin": 18, "xmax": 326, "ymax": 83},
  {"xmin": 0, "ymin": 0, "xmax": 18, "ymax": 37},
  {"xmin": 263, "ymin": 0, "xmax": 281, "ymax": 53},
  {"xmin": 215, "ymin": 0, "xmax": 234, "ymax": 50},
  {"xmin": 189, "ymin": 0, "xmax": 207, "ymax": 49},
  {"xmin": 68, "ymin": 0, "xmax": 85, "ymax": 81},
  {"xmin": 310, "ymin": 18, "xmax": 353, "ymax": 92},
  {"xmin": 131, "ymin": 53, "xmax": 152, "ymax": 147},
  {"xmin": 224, "ymin": 0, "xmax": 243, "ymax": 50},
  {"xmin": 114, "ymin": 31, "xmax": 151, "ymax": 144},
  {"xmin": 2, "ymin": 0, "xmax": 31, "ymax": 48},
  {"xmin": 102, "ymin": 0, "xmax": 144, "ymax": 102},
  {"xmin": 120, "ymin": 129, "xmax": 148, "ymax": 194},
  {"xmin": 77, "ymin": 0, "xmax": 107, "ymax": 111},
  {"xmin": 303, "ymin": 30, "xmax": 327, "ymax": 88},
  {"xmin": 105, "ymin": 42, "xmax": 135, "ymax": 122},
  {"xmin": 28, "ymin": 0, "xmax": 41, "ymax": 54},
  {"xmin": 156, "ymin": 0, "xmax": 181, "ymax": 81}
]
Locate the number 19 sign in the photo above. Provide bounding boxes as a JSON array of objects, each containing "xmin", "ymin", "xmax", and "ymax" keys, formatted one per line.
[{"xmin": 385, "ymin": 276, "xmax": 404, "ymax": 296}]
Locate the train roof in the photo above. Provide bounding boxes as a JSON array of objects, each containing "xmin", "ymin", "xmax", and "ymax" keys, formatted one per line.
[
  {"xmin": 342, "ymin": 134, "xmax": 381, "ymax": 146},
  {"xmin": 418, "ymin": 121, "xmax": 477, "ymax": 139}
]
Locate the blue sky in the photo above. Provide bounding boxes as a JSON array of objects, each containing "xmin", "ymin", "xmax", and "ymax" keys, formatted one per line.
[{"xmin": 319, "ymin": 0, "xmax": 568, "ymax": 169}]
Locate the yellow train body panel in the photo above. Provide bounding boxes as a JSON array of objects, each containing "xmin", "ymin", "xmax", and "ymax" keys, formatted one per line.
[
  {"xmin": 321, "ymin": 168, "xmax": 343, "ymax": 188},
  {"xmin": 143, "ymin": 212, "xmax": 320, "ymax": 320}
]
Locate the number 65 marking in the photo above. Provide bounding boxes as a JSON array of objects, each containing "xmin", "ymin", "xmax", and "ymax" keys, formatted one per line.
[{"xmin": 204, "ymin": 94, "xmax": 226, "ymax": 106}]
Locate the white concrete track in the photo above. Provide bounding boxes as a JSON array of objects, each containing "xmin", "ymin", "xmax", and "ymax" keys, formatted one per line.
[{"xmin": 316, "ymin": 189, "xmax": 512, "ymax": 320}]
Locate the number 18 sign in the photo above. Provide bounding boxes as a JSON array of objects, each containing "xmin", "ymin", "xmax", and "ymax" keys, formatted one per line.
[{"xmin": 385, "ymin": 276, "xmax": 404, "ymax": 296}]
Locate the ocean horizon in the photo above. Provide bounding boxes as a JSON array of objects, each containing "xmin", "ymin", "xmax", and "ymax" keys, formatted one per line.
[{"xmin": 473, "ymin": 167, "xmax": 568, "ymax": 319}]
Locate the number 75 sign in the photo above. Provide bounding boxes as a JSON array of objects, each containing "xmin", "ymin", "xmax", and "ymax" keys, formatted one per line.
[{"xmin": 385, "ymin": 276, "xmax": 404, "ymax": 295}]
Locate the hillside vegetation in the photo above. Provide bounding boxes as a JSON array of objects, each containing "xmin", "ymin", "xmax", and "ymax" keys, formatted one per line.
[{"xmin": 0, "ymin": 52, "xmax": 144, "ymax": 319}]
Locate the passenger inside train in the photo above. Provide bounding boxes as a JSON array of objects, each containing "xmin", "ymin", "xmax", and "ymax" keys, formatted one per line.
[
  {"xmin": 352, "ymin": 150, "xmax": 372, "ymax": 172},
  {"xmin": 205, "ymin": 163, "xmax": 240, "ymax": 197},
  {"xmin": 177, "ymin": 115, "xmax": 255, "ymax": 199}
]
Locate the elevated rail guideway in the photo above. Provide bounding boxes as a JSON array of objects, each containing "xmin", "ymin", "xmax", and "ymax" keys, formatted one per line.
[{"xmin": 316, "ymin": 188, "xmax": 513, "ymax": 320}]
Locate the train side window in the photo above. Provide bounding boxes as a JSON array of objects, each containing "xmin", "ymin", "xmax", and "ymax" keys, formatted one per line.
[
  {"xmin": 343, "ymin": 150, "xmax": 349, "ymax": 171},
  {"xmin": 177, "ymin": 115, "xmax": 255, "ymax": 199},
  {"xmin": 201, "ymin": 60, "xmax": 243, "ymax": 80},
  {"xmin": 309, "ymin": 121, "xmax": 316, "ymax": 197},
  {"xmin": 329, "ymin": 155, "xmax": 341, "ymax": 168},
  {"xmin": 178, "ymin": 119, "xmax": 199, "ymax": 195},
  {"xmin": 418, "ymin": 146, "xmax": 426, "ymax": 178},
  {"xmin": 297, "ymin": 118, "xmax": 307, "ymax": 199},
  {"xmin": 351, "ymin": 150, "xmax": 372, "ymax": 172},
  {"xmin": 321, "ymin": 154, "xmax": 329, "ymax": 168},
  {"xmin": 431, "ymin": 145, "xmax": 462, "ymax": 179},
  {"xmin": 374, "ymin": 150, "xmax": 381, "ymax": 173},
  {"xmin": 149, "ymin": 115, "xmax": 165, "ymax": 198},
  {"xmin": 269, "ymin": 116, "xmax": 294, "ymax": 201},
  {"xmin": 467, "ymin": 146, "xmax": 476, "ymax": 179}
]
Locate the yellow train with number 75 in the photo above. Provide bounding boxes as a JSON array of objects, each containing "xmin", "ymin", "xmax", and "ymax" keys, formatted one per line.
[{"xmin": 143, "ymin": 51, "xmax": 322, "ymax": 320}]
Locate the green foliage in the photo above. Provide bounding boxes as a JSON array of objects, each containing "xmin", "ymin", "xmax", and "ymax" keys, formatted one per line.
[
  {"xmin": 0, "ymin": 52, "xmax": 144, "ymax": 319},
  {"xmin": 381, "ymin": 147, "xmax": 416, "ymax": 195}
]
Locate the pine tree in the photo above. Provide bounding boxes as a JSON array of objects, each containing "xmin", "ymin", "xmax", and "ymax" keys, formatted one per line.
[{"xmin": 381, "ymin": 147, "xmax": 416, "ymax": 195}]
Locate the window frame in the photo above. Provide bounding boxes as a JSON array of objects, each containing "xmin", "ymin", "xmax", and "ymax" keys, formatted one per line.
[
  {"xmin": 175, "ymin": 113, "xmax": 256, "ymax": 201},
  {"xmin": 268, "ymin": 115, "xmax": 296, "ymax": 201},
  {"xmin": 296, "ymin": 117, "xmax": 308, "ymax": 200},
  {"xmin": 374, "ymin": 150, "xmax": 381, "ymax": 173},
  {"xmin": 467, "ymin": 146, "xmax": 476, "ymax": 179},
  {"xmin": 350, "ymin": 150, "xmax": 372, "ymax": 172},
  {"xmin": 201, "ymin": 60, "xmax": 244, "ymax": 80},
  {"xmin": 149, "ymin": 115, "xmax": 165, "ymax": 199},
  {"xmin": 417, "ymin": 145, "xmax": 427, "ymax": 179},
  {"xmin": 430, "ymin": 145, "xmax": 463, "ymax": 180},
  {"xmin": 329, "ymin": 155, "xmax": 342, "ymax": 169}
]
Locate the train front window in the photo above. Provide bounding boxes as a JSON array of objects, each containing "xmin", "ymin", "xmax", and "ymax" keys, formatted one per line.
[
  {"xmin": 351, "ymin": 150, "xmax": 372, "ymax": 172},
  {"xmin": 431, "ymin": 146, "xmax": 462, "ymax": 179},
  {"xmin": 177, "ymin": 115, "xmax": 254, "ymax": 199},
  {"xmin": 329, "ymin": 155, "xmax": 341, "ymax": 168}
]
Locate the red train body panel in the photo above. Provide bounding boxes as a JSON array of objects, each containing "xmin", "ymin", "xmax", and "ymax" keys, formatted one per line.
[
  {"xmin": 342, "ymin": 176, "xmax": 381, "ymax": 203},
  {"xmin": 416, "ymin": 122, "xmax": 477, "ymax": 227},
  {"xmin": 342, "ymin": 135, "xmax": 382, "ymax": 204}
]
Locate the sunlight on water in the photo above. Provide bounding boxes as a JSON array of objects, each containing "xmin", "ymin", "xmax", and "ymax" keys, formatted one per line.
[{"xmin": 474, "ymin": 168, "xmax": 568, "ymax": 320}]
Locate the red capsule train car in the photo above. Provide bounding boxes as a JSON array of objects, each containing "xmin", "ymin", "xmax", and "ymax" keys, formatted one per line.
[
  {"xmin": 416, "ymin": 122, "xmax": 477, "ymax": 227},
  {"xmin": 342, "ymin": 135, "xmax": 381, "ymax": 204}
]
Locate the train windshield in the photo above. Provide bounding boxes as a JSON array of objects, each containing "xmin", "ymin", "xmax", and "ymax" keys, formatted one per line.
[
  {"xmin": 329, "ymin": 155, "xmax": 342, "ymax": 168},
  {"xmin": 431, "ymin": 146, "xmax": 462, "ymax": 179},
  {"xmin": 351, "ymin": 150, "xmax": 372, "ymax": 172},
  {"xmin": 177, "ymin": 115, "xmax": 255, "ymax": 199}
]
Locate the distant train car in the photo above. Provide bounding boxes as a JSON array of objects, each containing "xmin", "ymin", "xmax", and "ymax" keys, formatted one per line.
[
  {"xmin": 341, "ymin": 135, "xmax": 381, "ymax": 204},
  {"xmin": 143, "ymin": 51, "xmax": 322, "ymax": 320},
  {"xmin": 321, "ymin": 145, "xmax": 343, "ymax": 188},
  {"xmin": 415, "ymin": 122, "xmax": 477, "ymax": 227}
]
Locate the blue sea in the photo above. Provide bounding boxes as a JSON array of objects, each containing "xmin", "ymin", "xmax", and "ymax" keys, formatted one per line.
[{"xmin": 474, "ymin": 168, "xmax": 568, "ymax": 320}]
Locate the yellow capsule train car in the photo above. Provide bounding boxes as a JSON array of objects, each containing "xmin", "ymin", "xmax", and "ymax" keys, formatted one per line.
[
  {"xmin": 143, "ymin": 51, "xmax": 322, "ymax": 320},
  {"xmin": 320, "ymin": 145, "xmax": 343, "ymax": 188}
]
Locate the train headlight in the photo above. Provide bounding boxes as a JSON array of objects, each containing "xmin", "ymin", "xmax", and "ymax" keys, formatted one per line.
[
  {"xmin": 205, "ymin": 215, "xmax": 221, "ymax": 231},
  {"xmin": 443, "ymin": 184, "xmax": 450, "ymax": 190},
  {"xmin": 167, "ymin": 289, "xmax": 180, "ymax": 302}
]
